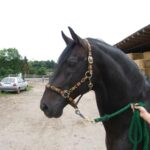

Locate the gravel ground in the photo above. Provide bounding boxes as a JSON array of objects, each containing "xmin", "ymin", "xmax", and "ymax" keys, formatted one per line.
[{"xmin": 0, "ymin": 81, "xmax": 106, "ymax": 150}]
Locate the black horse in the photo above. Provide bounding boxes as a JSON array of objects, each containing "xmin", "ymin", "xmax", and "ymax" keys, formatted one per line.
[{"xmin": 40, "ymin": 27, "xmax": 150, "ymax": 150}]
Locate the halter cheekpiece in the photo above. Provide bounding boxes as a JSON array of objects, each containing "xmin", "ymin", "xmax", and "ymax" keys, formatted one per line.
[{"xmin": 46, "ymin": 39, "xmax": 93, "ymax": 108}]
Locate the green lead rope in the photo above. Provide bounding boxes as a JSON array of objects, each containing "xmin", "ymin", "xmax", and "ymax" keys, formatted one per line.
[
  {"xmin": 128, "ymin": 103, "xmax": 149, "ymax": 150},
  {"xmin": 94, "ymin": 102, "xmax": 149, "ymax": 150}
]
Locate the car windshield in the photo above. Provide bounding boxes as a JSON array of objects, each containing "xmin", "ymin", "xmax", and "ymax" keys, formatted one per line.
[{"xmin": 1, "ymin": 77, "xmax": 15, "ymax": 84}]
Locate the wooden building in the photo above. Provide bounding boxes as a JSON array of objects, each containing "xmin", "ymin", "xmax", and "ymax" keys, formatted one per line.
[{"xmin": 115, "ymin": 25, "xmax": 150, "ymax": 78}]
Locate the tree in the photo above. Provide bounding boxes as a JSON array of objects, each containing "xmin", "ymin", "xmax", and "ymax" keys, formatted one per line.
[
  {"xmin": 0, "ymin": 48, "xmax": 22, "ymax": 77},
  {"xmin": 37, "ymin": 67, "xmax": 46, "ymax": 75},
  {"xmin": 0, "ymin": 48, "xmax": 21, "ymax": 60},
  {"xmin": 28, "ymin": 60, "xmax": 56, "ymax": 75},
  {"xmin": 0, "ymin": 47, "xmax": 57, "ymax": 77}
]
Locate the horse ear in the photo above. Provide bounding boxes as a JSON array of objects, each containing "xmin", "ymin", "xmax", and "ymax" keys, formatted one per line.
[
  {"xmin": 68, "ymin": 26, "xmax": 86, "ymax": 47},
  {"xmin": 61, "ymin": 31, "xmax": 73, "ymax": 45}
]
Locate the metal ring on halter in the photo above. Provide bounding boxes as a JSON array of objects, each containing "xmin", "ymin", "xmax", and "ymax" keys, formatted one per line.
[
  {"xmin": 62, "ymin": 90, "xmax": 70, "ymax": 98},
  {"xmin": 85, "ymin": 71, "xmax": 92, "ymax": 78}
]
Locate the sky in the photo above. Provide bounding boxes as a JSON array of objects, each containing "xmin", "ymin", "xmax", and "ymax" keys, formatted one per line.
[{"xmin": 0, "ymin": 0, "xmax": 149, "ymax": 62}]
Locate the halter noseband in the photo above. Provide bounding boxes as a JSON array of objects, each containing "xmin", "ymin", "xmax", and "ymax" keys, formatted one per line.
[{"xmin": 46, "ymin": 39, "xmax": 93, "ymax": 108}]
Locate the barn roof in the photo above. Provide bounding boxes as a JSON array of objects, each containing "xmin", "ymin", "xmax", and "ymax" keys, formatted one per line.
[{"xmin": 115, "ymin": 25, "xmax": 150, "ymax": 53}]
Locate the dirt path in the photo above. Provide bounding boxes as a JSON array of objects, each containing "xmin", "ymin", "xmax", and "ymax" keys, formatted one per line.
[{"xmin": 0, "ymin": 81, "xmax": 106, "ymax": 150}]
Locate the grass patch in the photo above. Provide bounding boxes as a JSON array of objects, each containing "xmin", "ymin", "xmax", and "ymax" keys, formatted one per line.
[
  {"xmin": 0, "ymin": 85, "xmax": 33, "ymax": 97},
  {"xmin": 26, "ymin": 85, "xmax": 33, "ymax": 91},
  {"xmin": 0, "ymin": 92, "xmax": 10, "ymax": 96}
]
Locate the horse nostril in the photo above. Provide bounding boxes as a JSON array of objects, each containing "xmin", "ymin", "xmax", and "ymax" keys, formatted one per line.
[{"xmin": 40, "ymin": 103, "xmax": 48, "ymax": 111}]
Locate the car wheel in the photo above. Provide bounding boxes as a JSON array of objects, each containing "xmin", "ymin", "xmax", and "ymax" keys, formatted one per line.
[{"xmin": 17, "ymin": 88, "xmax": 20, "ymax": 94}]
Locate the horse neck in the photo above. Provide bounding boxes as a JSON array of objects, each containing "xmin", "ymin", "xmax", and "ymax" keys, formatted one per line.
[
  {"xmin": 88, "ymin": 40, "xmax": 150, "ymax": 148},
  {"xmin": 92, "ymin": 42, "xmax": 146, "ymax": 115}
]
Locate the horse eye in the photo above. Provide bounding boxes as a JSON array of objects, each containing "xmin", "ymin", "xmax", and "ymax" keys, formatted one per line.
[{"xmin": 67, "ymin": 61, "xmax": 77, "ymax": 67}]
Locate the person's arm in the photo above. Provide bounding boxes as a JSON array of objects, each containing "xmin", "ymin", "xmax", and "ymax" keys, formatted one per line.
[{"xmin": 131, "ymin": 105, "xmax": 150, "ymax": 125}]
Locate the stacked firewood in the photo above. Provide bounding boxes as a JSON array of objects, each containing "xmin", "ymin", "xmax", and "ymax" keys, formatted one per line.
[{"xmin": 127, "ymin": 52, "xmax": 150, "ymax": 79}]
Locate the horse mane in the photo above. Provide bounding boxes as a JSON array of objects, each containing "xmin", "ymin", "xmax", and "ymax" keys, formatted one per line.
[{"xmin": 88, "ymin": 37, "xmax": 143, "ymax": 79}]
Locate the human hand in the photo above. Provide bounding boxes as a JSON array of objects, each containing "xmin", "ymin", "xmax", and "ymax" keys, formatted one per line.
[{"xmin": 131, "ymin": 104, "xmax": 150, "ymax": 124}]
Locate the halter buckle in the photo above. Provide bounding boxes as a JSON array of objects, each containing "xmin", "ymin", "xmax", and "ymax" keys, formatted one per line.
[{"xmin": 88, "ymin": 56, "xmax": 93, "ymax": 64}]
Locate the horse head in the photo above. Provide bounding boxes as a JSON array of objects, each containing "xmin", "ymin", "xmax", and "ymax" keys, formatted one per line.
[{"xmin": 40, "ymin": 27, "xmax": 95, "ymax": 118}]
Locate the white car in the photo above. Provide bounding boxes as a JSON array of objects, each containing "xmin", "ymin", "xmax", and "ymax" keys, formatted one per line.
[{"xmin": 0, "ymin": 77, "xmax": 28, "ymax": 94}]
